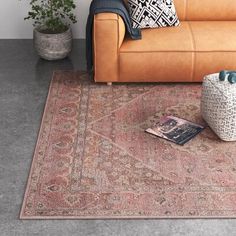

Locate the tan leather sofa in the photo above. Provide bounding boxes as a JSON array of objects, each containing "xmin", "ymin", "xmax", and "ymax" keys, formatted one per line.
[{"xmin": 93, "ymin": 0, "xmax": 236, "ymax": 83}]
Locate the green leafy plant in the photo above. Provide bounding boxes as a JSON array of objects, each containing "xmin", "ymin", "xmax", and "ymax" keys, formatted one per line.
[{"xmin": 24, "ymin": 0, "xmax": 77, "ymax": 34}]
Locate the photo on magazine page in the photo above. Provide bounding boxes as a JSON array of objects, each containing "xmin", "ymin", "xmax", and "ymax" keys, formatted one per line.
[{"xmin": 146, "ymin": 115, "xmax": 205, "ymax": 145}]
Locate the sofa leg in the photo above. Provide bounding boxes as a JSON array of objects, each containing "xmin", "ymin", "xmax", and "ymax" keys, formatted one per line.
[{"xmin": 107, "ymin": 82, "xmax": 112, "ymax": 86}]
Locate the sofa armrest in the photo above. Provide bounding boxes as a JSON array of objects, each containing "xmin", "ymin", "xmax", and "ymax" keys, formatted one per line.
[{"xmin": 93, "ymin": 13, "xmax": 125, "ymax": 82}]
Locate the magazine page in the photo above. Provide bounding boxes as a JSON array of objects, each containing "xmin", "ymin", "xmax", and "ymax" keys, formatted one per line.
[{"xmin": 146, "ymin": 116, "xmax": 205, "ymax": 145}]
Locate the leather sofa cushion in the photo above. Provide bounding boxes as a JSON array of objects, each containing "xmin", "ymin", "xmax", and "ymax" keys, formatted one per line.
[
  {"xmin": 182, "ymin": 0, "xmax": 236, "ymax": 21},
  {"xmin": 120, "ymin": 22, "xmax": 194, "ymax": 52},
  {"xmin": 123, "ymin": 0, "xmax": 236, "ymax": 21},
  {"xmin": 121, "ymin": 21, "xmax": 236, "ymax": 52},
  {"xmin": 190, "ymin": 21, "xmax": 236, "ymax": 51},
  {"xmin": 119, "ymin": 21, "xmax": 236, "ymax": 82}
]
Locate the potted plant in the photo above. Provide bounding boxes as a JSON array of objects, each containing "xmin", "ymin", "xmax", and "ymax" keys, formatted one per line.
[{"xmin": 25, "ymin": 0, "xmax": 77, "ymax": 60}]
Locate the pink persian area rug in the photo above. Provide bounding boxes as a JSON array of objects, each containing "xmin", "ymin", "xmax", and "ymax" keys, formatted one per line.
[{"xmin": 20, "ymin": 71, "xmax": 236, "ymax": 219}]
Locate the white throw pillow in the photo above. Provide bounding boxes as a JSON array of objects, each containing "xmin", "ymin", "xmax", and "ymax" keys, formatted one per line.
[{"xmin": 128, "ymin": 0, "xmax": 180, "ymax": 29}]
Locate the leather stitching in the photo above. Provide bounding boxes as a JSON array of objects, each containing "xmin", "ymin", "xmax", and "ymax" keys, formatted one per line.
[
  {"xmin": 95, "ymin": 19, "xmax": 118, "ymax": 21},
  {"xmin": 188, "ymin": 22, "xmax": 196, "ymax": 82},
  {"xmin": 185, "ymin": 0, "xmax": 187, "ymax": 20},
  {"xmin": 120, "ymin": 51, "xmax": 236, "ymax": 53},
  {"xmin": 93, "ymin": 17, "xmax": 97, "ymax": 82},
  {"xmin": 117, "ymin": 15, "xmax": 120, "ymax": 81}
]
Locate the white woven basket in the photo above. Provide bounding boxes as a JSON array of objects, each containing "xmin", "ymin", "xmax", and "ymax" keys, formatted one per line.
[{"xmin": 201, "ymin": 73, "xmax": 236, "ymax": 141}]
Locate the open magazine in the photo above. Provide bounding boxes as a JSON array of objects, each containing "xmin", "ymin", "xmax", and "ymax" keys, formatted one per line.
[{"xmin": 146, "ymin": 115, "xmax": 205, "ymax": 145}]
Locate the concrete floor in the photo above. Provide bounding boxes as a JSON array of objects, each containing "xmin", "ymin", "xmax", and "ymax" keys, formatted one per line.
[{"xmin": 0, "ymin": 39, "xmax": 236, "ymax": 236}]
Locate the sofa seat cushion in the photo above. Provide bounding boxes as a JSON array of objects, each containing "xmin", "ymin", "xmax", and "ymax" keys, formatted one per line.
[{"xmin": 119, "ymin": 21, "xmax": 236, "ymax": 82}]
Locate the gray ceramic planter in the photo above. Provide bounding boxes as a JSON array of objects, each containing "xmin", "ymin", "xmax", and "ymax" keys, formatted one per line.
[{"xmin": 33, "ymin": 28, "xmax": 73, "ymax": 60}]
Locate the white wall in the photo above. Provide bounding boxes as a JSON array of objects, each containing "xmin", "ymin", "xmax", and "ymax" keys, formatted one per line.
[{"xmin": 0, "ymin": 0, "xmax": 91, "ymax": 39}]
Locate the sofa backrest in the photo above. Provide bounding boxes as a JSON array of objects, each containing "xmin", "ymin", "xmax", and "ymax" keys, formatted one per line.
[
  {"xmin": 175, "ymin": 0, "xmax": 236, "ymax": 20},
  {"xmin": 124, "ymin": 0, "xmax": 236, "ymax": 21}
]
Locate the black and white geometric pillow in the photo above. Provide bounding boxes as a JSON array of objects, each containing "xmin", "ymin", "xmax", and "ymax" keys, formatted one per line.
[{"xmin": 128, "ymin": 0, "xmax": 180, "ymax": 29}]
